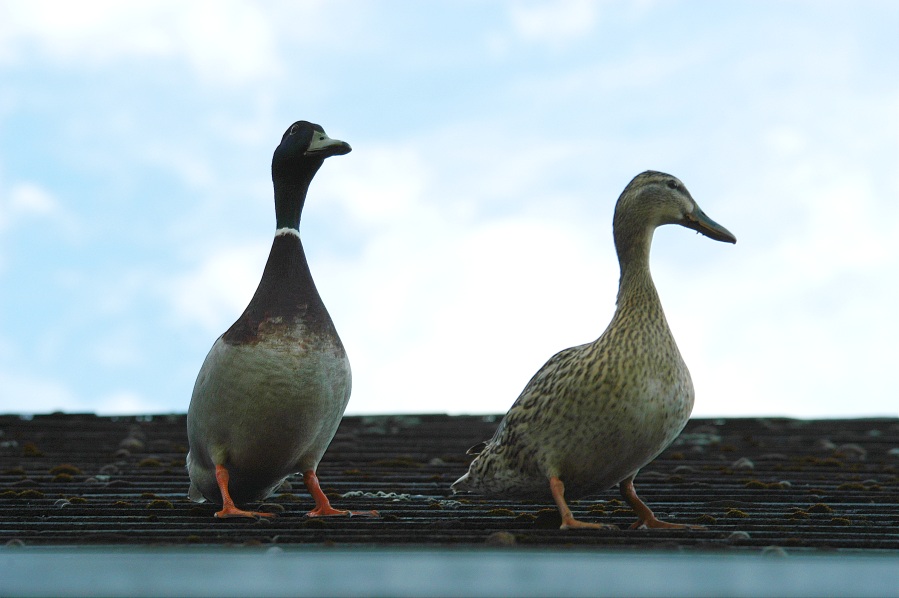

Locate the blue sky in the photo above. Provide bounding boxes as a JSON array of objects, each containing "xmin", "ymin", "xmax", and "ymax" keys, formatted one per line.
[{"xmin": 0, "ymin": 0, "xmax": 896, "ymax": 418}]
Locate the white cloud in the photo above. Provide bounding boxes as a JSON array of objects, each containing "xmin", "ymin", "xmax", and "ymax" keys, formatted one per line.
[
  {"xmin": 764, "ymin": 126, "xmax": 808, "ymax": 158},
  {"xmin": 164, "ymin": 241, "xmax": 268, "ymax": 335},
  {"xmin": 321, "ymin": 97, "xmax": 899, "ymax": 419},
  {"xmin": 507, "ymin": 0, "xmax": 599, "ymax": 45},
  {"xmin": 1, "ymin": 1, "xmax": 896, "ymax": 421},
  {"xmin": 0, "ymin": 362, "xmax": 168, "ymax": 415},
  {"xmin": 0, "ymin": 368, "xmax": 79, "ymax": 414},
  {"xmin": 0, "ymin": 181, "xmax": 81, "ymax": 273},
  {"xmin": 340, "ymin": 214, "xmax": 615, "ymax": 415},
  {"xmin": 0, "ymin": 0, "xmax": 282, "ymax": 85},
  {"xmin": 326, "ymin": 143, "xmax": 431, "ymax": 227},
  {"xmin": 93, "ymin": 390, "xmax": 165, "ymax": 415},
  {"xmin": 0, "ymin": 182, "xmax": 64, "ymax": 231},
  {"xmin": 659, "ymin": 146, "xmax": 899, "ymax": 418},
  {"xmin": 314, "ymin": 132, "xmax": 621, "ymax": 415},
  {"xmin": 140, "ymin": 143, "xmax": 218, "ymax": 191},
  {"xmin": 8, "ymin": 182, "xmax": 57, "ymax": 215},
  {"xmin": 90, "ymin": 327, "xmax": 143, "ymax": 368}
]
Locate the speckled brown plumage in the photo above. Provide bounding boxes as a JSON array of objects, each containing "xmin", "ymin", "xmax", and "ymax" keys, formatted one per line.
[{"xmin": 452, "ymin": 171, "xmax": 736, "ymax": 530}]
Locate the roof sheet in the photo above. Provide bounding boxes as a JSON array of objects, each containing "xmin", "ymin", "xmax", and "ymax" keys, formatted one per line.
[{"xmin": 1, "ymin": 413, "xmax": 896, "ymax": 552}]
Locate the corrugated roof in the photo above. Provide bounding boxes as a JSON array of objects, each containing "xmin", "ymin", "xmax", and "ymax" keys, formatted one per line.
[{"xmin": 1, "ymin": 413, "xmax": 896, "ymax": 551}]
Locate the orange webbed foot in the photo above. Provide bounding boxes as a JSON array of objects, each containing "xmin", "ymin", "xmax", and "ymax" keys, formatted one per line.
[
  {"xmin": 215, "ymin": 505, "xmax": 276, "ymax": 519},
  {"xmin": 629, "ymin": 515, "xmax": 704, "ymax": 530},
  {"xmin": 550, "ymin": 476, "xmax": 616, "ymax": 531},
  {"xmin": 620, "ymin": 476, "xmax": 704, "ymax": 530},
  {"xmin": 212, "ymin": 464, "xmax": 276, "ymax": 520},
  {"xmin": 561, "ymin": 515, "xmax": 618, "ymax": 531},
  {"xmin": 303, "ymin": 469, "xmax": 380, "ymax": 519}
]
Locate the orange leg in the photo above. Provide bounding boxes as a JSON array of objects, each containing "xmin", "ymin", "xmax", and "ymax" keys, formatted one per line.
[
  {"xmin": 619, "ymin": 476, "xmax": 702, "ymax": 530},
  {"xmin": 213, "ymin": 464, "xmax": 275, "ymax": 519},
  {"xmin": 550, "ymin": 476, "xmax": 617, "ymax": 531},
  {"xmin": 303, "ymin": 470, "xmax": 379, "ymax": 518}
]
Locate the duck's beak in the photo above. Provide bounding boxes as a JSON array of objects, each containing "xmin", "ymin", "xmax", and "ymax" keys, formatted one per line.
[
  {"xmin": 683, "ymin": 205, "xmax": 737, "ymax": 244},
  {"xmin": 305, "ymin": 132, "xmax": 352, "ymax": 158}
]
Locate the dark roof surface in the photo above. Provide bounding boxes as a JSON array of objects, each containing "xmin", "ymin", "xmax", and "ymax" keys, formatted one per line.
[{"xmin": 1, "ymin": 413, "xmax": 897, "ymax": 552}]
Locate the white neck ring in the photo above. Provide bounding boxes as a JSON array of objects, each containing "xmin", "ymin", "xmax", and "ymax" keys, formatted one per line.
[{"xmin": 275, "ymin": 227, "xmax": 300, "ymax": 239}]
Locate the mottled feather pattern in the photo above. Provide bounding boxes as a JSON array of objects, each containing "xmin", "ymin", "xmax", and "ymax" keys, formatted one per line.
[
  {"xmin": 452, "ymin": 171, "xmax": 733, "ymax": 509},
  {"xmin": 461, "ymin": 308, "xmax": 693, "ymax": 499}
]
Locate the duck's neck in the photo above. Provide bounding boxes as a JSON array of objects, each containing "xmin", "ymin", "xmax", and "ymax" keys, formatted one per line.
[
  {"xmin": 273, "ymin": 178, "xmax": 313, "ymax": 231},
  {"xmin": 221, "ymin": 174, "xmax": 337, "ymax": 345},
  {"xmin": 263, "ymin": 175, "xmax": 321, "ymax": 311},
  {"xmin": 256, "ymin": 232, "xmax": 321, "ymax": 310},
  {"xmin": 612, "ymin": 220, "xmax": 666, "ymax": 322}
]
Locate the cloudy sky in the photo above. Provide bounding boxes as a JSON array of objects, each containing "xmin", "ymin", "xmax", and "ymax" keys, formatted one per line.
[{"xmin": 0, "ymin": 1, "xmax": 896, "ymax": 418}]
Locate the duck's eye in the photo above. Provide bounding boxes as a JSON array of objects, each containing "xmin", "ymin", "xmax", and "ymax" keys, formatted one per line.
[
  {"xmin": 289, "ymin": 124, "xmax": 300, "ymax": 135},
  {"xmin": 666, "ymin": 180, "xmax": 679, "ymax": 190}
]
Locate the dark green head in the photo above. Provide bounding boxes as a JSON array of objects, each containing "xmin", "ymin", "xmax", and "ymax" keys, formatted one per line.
[{"xmin": 271, "ymin": 121, "xmax": 351, "ymax": 230}]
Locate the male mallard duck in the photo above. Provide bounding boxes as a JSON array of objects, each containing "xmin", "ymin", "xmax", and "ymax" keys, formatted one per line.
[
  {"xmin": 187, "ymin": 121, "xmax": 370, "ymax": 519},
  {"xmin": 452, "ymin": 171, "xmax": 736, "ymax": 530}
]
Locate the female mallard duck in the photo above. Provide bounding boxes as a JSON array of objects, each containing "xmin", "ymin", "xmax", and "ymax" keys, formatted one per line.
[
  {"xmin": 186, "ymin": 121, "xmax": 370, "ymax": 519},
  {"xmin": 452, "ymin": 171, "xmax": 736, "ymax": 530}
]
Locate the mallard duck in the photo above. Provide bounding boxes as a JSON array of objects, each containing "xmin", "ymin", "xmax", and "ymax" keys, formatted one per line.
[
  {"xmin": 452, "ymin": 171, "xmax": 736, "ymax": 530},
  {"xmin": 186, "ymin": 121, "xmax": 371, "ymax": 519}
]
